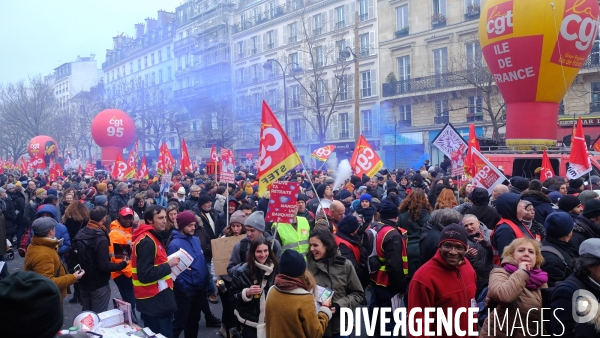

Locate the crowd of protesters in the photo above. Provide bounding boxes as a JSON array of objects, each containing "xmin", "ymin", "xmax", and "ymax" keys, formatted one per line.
[{"xmin": 2, "ymin": 160, "xmax": 600, "ymax": 338}]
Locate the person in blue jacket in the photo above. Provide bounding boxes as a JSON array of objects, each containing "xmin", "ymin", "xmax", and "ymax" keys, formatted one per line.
[
  {"xmin": 167, "ymin": 211, "xmax": 208, "ymax": 338},
  {"xmin": 29, "ymin": 204, "xmax": 71, "ymax": 261}
]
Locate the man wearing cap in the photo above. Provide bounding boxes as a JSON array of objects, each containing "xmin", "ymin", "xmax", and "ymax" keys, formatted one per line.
[
  {"xmin": 541, "ymin": 212, "xmax": 577, "ymax": 287},
  {"xmin": 109, "ymin": 182, "xmax": 132, "ymax": 221},
  {"xmin": 296, "ymin": 193, "xmax": 315, "ymax": 229},
  {"xmin": 572, "ymin": 199, "xmax": 600, "ymax": 251},
  {"xmin": 74, "ymin": 206, "xmax": 129, "ymax": 313},
  {"xmin": 24, "ymin": 216, "xmax": 85, "ymax": 300},
  {"xmin": 337, "ymin": 189, "xmax": 353, "ymax": 215},
  {"xmin": 109, "ymin": 207, "xmax": 138, "ymax": 323},
  {"xmin": 167, "ymin": 211, "xmax": 209, "ymax": 338},
  {"xmin": 408, "ymin": 224, "xmax": 477, "ymax": 335},
  {"xmin": 227, "ymin": 211, "xmax": 282, "ymax": 277}
]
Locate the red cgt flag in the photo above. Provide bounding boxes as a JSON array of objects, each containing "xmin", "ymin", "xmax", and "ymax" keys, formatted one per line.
[
  {"xmin": 162, "ymin": 142, "xmax": 175, "ymax": 173},
  {"xmin": 128, "ymin": 138, "xmax": 139, "ymax": 170},
  {"xmin": 464, "ymin": 124, "xmax": 481, "ymax": 178},
  {"xmin": 111, "ymin": 153, "xmax": 135, "ymax": 180},
  {"xmin": 180, "ymin": 138, "xmax": 192, "ymax": 174},
  {"xmin": 540, "ymin": 150, "xmax": 555, "ymax": 180},
  {"xmin": 257, "ymin": 100, "xmax": 301, "ymax": 196},
  {"xmin": 350, "ymin": 135, "xmax": 383, "ymax": 177},
  {"xmin": 209, "ymin": 144, "xmax": 218, "ymax": 162},
  {"xmin": 138, "ymin": 156, "xmax": 149, "ymax": 180},
  {"xmin": 567, "ymin": 117, "xmax": 592, "ymax": 180},
  {"xmin": 311, "ymin": 145, "xmax": 337, "ymax": 162}
]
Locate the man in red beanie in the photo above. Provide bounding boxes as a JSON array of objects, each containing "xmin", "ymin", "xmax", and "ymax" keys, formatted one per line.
[{"xmin": 408, "ymin": 224, "xmax": 477, "ymax": 337}]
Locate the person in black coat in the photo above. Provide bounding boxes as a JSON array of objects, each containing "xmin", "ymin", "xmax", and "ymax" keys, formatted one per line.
[
  {"xmin": 419, "ymin": 208, "xmax": 463, "ymax": 267},
  {"xmin": 550, "ymin": 239, "xmax": 600, "ymax": 337},
  {"xmin": 7, "ymin": 185, "xmax": 27, "ymax": 243},
  {"xmin": 192, "ymin": 193, "xmax": 225, "ymax": 239},
  {"xmin": 108, "ymin": 183, "xmax": 130, "ymax": 221},
  {"xmin": 335, "ymin": 214, "xmax": 368, "ymax": 288},
  {"xmin": 467, "ymin": 187, "xmax": 501, "ymax": 229},
  {"xmin": 572, "ymin": 199, "xmax": 600, "ymax": 251},
  {"xmin": 462, "ymin": 214, "xmax": 493, "ymax": 295},
  {"xmin": 521, "ymin": 179, "xmax": 555, "ymax": 224},
  {"xmin": 541, "ymin": 212, "xmax": 578, "ymax": 287},
  {"xmin": 490, "ymin": 193, "xmax": 533, "ymax": 261}
]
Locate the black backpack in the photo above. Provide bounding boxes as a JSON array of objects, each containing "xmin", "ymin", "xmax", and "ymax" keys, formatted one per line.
[{"xmin": 68, "ymin": 238, "xmax": 96, "ymax": 282}]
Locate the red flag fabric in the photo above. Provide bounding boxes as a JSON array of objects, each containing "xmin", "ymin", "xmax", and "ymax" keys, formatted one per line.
[
  {"xmin": 85, "ymin": 162, "xmax": 95, "ymax": 177},
  {"xmin": 311, "ymin": 145, "xmax": 337, "ymax": 162},
  {"xmin": 162, "ymin": 142, "xmax": 175, "ymax": 173},
  {"xmin": 157, "ymin": 143, "xmax": 166, "ymax": 175},
  {"xmin": 593, "ymin": 135, "xmax": 600, "ymax": 152},
  {"xmin": 464, "ymin": 124, "xmax": 481, "ymax": 178},
  {"xmin": 28, "ymin": 157, "xmax": 46, "ymax": 170},
  {"xmin": 220, "ymin": 148, "xmax": 235, "ymax": 183},
  {"xmin": 567, "ymin": 117, "xmax": 592, "ymax": 179},
  {"xmin": 138, "ymin": 156, "xmax": 149, "ymax": 180},
  {"xmin": 180, "ymin": 138, "xmax": 192, "ymax": 174},
  {"xmin": 20, "ymin": 157, "xmax": 27, "ymax": 173},
  {"xmin": 540, "ymin": 150, "xmax": 555, "ymax": 180},
  {"xmin": 127, "ymin": 139, "xmax": 138, "ymax": 170},
  {"xmin": 257, "ymin": 100, "xmax": 302, "ymax": 196},
  {"xmin": 111, "ymin": 153, "xmax": 136, "ymax": 180},
  {"xmin": 209, "ymin": 144, "xmax": 218, "ymax": 163},
  {"xmin": 349, "ymin": 135, "xmax": 384, "ymax": 177},
  {"xmin": 78, "ymin": 164, "xmax": 82, "ymax": 176}
]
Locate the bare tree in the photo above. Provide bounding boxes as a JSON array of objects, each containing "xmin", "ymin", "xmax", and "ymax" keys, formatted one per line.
[
  {"xmin": 198, "ymin": 99, "xmax": 239, "ymax": 149},
  {"xmin": 69, "ymin": 84, "xmax": 108, "ymax": 160}
]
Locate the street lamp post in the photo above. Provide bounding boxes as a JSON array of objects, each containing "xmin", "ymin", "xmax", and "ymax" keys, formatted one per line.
[{"xmin": 263, "ymin": 59, "xmax": 288, "ymax": 135}]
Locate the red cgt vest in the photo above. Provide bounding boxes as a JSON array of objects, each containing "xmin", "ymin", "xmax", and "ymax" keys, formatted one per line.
[
  {"xmin": 370, "ymin": 225, "xmax": 409, "ymax": 287},
  {"xmin": 131, "ymin": 231, "xmax": 173, "ymax": 299},
  {"xmin": 335, "ymin": 236, "xmax": 360, "ymax": 263},
  {"xmin": 490, "ymin": 218, "xmax": 535, "ymax": 266}
]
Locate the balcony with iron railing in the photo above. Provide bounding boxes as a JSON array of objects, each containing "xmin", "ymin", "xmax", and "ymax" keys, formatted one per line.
[
  {"xmin": 174, "ymin": 37, "xmax": 196, "ymax": 51},
  {"xmin": 233, "ymin": 1, "xmax": 307, "ymax": 34},
  {"xmin": 382, "ymin": 68, "xmax": 491, "ymax": 97}
]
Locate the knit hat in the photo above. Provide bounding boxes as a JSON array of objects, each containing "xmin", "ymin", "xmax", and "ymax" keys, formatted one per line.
[
  {"xmin": 337, "ymin": 214, "xmax": 360, "ymax": 234},
  {"xmin": 569, "ymin": 178, "xmax": 584, "ymax": 190},
  {"xmin": 583, "ymin": 199, "xmax": 600, "ymax": 219},
  {"xmin": 579, "ymin": 190, "xmax": 599, "ymax": 205},
  {"xmin": 85, "ymin": 187, "xmax": 96, "ymax": 199},
  {"xmin": 14, "ymin": 182, "xmax": 21, "ymax": 187},
  {"xmin": 360, "ymin": 193, "xmax": 372, "ymax": 203},
  {"xmin": 357, "ymin": 186, "xmax": 368, "ymax": 195},
  {"xmin": 296, "ymin": 193, "xmax": 308, "ymax": 202},
  {"xmin": 558, "ymin": 195, "xmax": 581, "ymax": 212},
  {"xmin": 548, "ymin": 191, "xmax": 563, "ymax": 204},
  {"xmin": 230, "ymin": 210, "xmax": 248, "ymax": 225},
  {"xmin": 94, "ymin": 195, "xmax": 108, "ymax": 205},
  {"xmin": 35, "ymin": 188, "xmax": 45, "ymax": 197},
  {"xmin": 198, "ymin": 193, "xmax": 213, "ymax": 206},
  {"xmin": 438, "ymin": 223, "xmax": 469, "ymax": 249},
  {"xmin": 117, "ymin": 182, "xmax": 128, "ymax": 191},
  {"xmin": 379, "ymin": 199, "xmax": 399, "ymax": 220},
  {"xmin": 338, "ymin": 190, "xmax": 352, "ymax": 201},
  {"xmin": 31, "ymin": 217, "xmax": 57, "ymax": 236},
  {"xmin": 386, "ymin": 181, "xmax": 398, "ymax": 193},
  {"xmin": 176, "ymin": 211, "xmax": 197, "ymax": 230},
  {"xmin": 591, "ymin": 175, "xmax": 600, "ymax": 185},
  {"xmin": 36, "ymin": 204, "xmax": 57, "ymax": 218},
  {"xmin": 512, "ymin": 178, "xmax": 529, "ymax": 192},
  {"xmin": 279, "ymin": 250, "xmax": 306, "ymax": 278},
  {"xmin": 316, "ymin": 184, "xmax": 327, "ymax": 199},
  {"xmin": 177, "ymin": 187, "xmax": 186, "ymax": 195},
  {"xmin": 244, "ymin": 211, "xmax": 266, "ymax": 232},
  {"xmin": 579, "ymin": 238, "xmax": 600, "ymax": 257},
  {"xmin": 0, "ymin": 188, "xmax": 5, "ymax": 194},
  {"xmin": 6, "ymin": 183, "xmax": 16, "ymax": 190},
  {"xmin": 96, "ymin": 183, "xmax": 107, "ymax": 192},
  {"xmin": 544, "ymin": 212, "xmax": 574, "ymax": 238},
  {"xmin": 47, "ymin": 188, "xmax": 58, "ymax": 197},
  {"xmin": 245, "ymin": 183, "xmax": 254, "ymax": 195},
  {"xmin": 0, "ymin": 271, "xmax": 63, "ymax": 337}
]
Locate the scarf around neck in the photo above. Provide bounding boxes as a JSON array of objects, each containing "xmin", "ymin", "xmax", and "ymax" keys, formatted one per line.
[
  {"xmin": 254, "ymin": 261, "xmax": 274, "ymax": 276},
  {"xmin": 274, "ymin": 274, "xmax": 310, "ymax": 292},
  {"xmin": 503, "ymin": 263, "xmax": 548, "ymax": 290}
]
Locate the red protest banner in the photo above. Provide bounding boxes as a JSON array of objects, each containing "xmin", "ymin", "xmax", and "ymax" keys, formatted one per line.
[
  {"xmin": 220, "ymin": 148, "xmax": 235, "ymax": 183},
  {"xmin": 265, "ymin": 181, "xmax": 300, "ymax": 224},
  {"xmin": 470, "ymin": 148, "xmax": 507, "ymax": 194}
]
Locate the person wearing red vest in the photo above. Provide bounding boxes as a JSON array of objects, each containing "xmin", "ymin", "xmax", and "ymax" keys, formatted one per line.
[
  {"xmin": 335, "ymin": 214, "xmax": 369, "ymax": 288},
  {"xmin": 369, "ymin": 199, "xmax": 408, "ymax": 335},
  {"xmin": 491, "ymin": 193, "xmax": 534, "ymax": 266},
  {"xmin": 131, "ymin": 205, "xmax": 180, "ymax": 337}
]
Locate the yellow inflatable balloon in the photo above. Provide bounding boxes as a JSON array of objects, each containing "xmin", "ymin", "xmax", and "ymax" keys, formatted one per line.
[{"xmin": 479, "ymin": 0, "xmax": 599, "ymax": 148}]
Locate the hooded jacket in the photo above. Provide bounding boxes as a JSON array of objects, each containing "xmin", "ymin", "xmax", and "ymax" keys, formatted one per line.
[
  {"xmin": 29, "ymin": 205, "xmax": 71, "ymax": 258},
  {"xmin": 408, "ymin": 250, "xmax": 477, "ymax": 337},
  {"xmin": 492, "ymin": 193, "xmax": 533, "ymax": 258},
  {"xmin": 108, "ymin": 219, "xmax": 133, "ymax": 279},
  {"xmin": 521, "ymin": 190, "xmax": 555, "ymax": 224},
  {"xmin": 108, "ymin": 193, "xmax": 130, "ymax": 221},
  {"xmin": 550, "ymin": 273, "xmax": 600, "ymax": 337},
  {"xmin": 167, "ymin": 229, "xmax": 208, "ymax": 292},
  {"xmin": 7, "ymin": 190, "xmax": 26, "ymax": 227},
  {"xmin": 572, "ymin": 214, "xmax": 600, "ymax": 251},
  {"xmin": 74, "ymin": 220, "xmax": 128, "ymax": 291},
  {"xmin": 468, "ymin": 187, "xmax": 501, "ymax": 228}
]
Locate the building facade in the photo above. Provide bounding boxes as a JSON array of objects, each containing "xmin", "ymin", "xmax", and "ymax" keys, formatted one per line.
[
  {"xmin": 231, "ymin": 0, "xmax": 382, "ymax": 165},
  {"xmin": 53, "ymin": 55, "xmax": 103, "ymax": 110}
]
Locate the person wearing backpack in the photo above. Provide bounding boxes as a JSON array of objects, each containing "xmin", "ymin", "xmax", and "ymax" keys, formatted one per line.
[
  {"xmin": 24, "ymin": 216, "xmax": 84, "ymax": 301},
  {"xmin": 540, "ymin": 212, "xmax": 578, "ymax": 287},
  {"xmin": 73, "ymin": 206, "xmax": 128, "ymax": 313}
]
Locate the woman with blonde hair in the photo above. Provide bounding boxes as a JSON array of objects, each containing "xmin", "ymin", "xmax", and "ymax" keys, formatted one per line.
[
  {"xmin": 480, "ymin": 237, "xmax": 548, "ymax": 337},
  {"xmin": 266, "ymin": 250, "xmax": 331, "ymax": 338},
  {"xmin": 434, "ymin": 188, "xmax": 459, "ymax": 210}
]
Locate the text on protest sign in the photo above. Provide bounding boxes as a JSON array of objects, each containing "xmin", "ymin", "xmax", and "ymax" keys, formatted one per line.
[{"xmin": 265, "ymin": 181, "xmax": 300, "ymax": 224}]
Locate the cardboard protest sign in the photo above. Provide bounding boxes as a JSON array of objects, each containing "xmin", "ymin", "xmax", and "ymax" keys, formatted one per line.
[
  {"xmin": 265, "ymin": 181, "xmax": 300, "ymax": 223},
  {"xmin": 211, "ymin": 234, "xmax": 246, "ymax": 276}
]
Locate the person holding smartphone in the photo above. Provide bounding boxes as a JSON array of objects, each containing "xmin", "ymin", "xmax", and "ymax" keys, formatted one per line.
[{"xmin": 462, "ymin": 214, "xmax": 493, "ymax": 296}]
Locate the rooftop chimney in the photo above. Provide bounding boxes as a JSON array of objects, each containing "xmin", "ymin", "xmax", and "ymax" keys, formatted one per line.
[
  {"xmin": 135, "ymin": 23, "xmax": 145, "ymax": 39},
  {"xmin": 145, "ymin": 18, "xmax": 158, "ymax": 33},
  {"xmin": 157, "ymin": 10, "xmax": 176, "ymax": 27}
]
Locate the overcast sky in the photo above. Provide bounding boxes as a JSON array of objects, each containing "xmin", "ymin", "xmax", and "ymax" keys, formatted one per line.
[{"xmin": 0, "ymin": 0, "xmax": 183, "ymax": 84}]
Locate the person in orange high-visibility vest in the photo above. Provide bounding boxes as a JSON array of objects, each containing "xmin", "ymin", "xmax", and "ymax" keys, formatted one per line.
[
  {"xmin": 490, "ymin": 193, "xmax": 534, "ymax": 266},
  {"xmin": 131, "ymin": 205, "xmax": 180, "ymax": 338}
]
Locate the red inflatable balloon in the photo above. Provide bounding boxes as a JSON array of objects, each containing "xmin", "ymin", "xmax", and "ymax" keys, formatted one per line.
[
  {"xmin": 28, "ymin": 135, "xmax": 58, "ymax": 166},
  {"xmin": 91, "ymin": 109, "xmax": 135, "ymax": 166}
]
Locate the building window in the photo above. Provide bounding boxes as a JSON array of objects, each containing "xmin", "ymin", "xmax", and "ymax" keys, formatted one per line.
[
  {"xmin": 251, "ymin": 36, "xmax": 258, "ymax": 54},
  {"xmin": 158, "ymin": 50, "xmax": 163, "ymax": 62},
  {"xmin": 290, "ymin": 85, "xmax": 300, "ymax": 107},
  {"xmin": 289, "ymin": 23, "xmax": 298, "ymax": 43},
  {"xmin": 399, "ymin": 104, "xmax": 412, "ymax": 126},
  {"xmin": 252, "ymin": 64, "xmax": 260, "ymax": 82},
  {"xmin": 339, "ymin": 75, "xmax": 348, "ymax": 100},
  {"xmin": 339, "ymin": 113, "xmax": 349, "ymax": 138},
  {"xmin": 138, "ymin": 59, "xmax": 141, "ymax": 71},
  {"xmin": 466, "ymin": 41, "xmax": 482, "ymax": 69},
  {"xmin": 168, "ymin": 66, "xmax": 172, "ymax": 81},
  {"xmin": 130, "ymin": 62, "xmax": 133, "ymax": 74},
  {"xmin": 167, "ymin": 46, "xmax": 171, "ymax": 59},
  {"xmin": 433, "ymin": 47, "xmax": 448, "ymax": 74},
  {"xmin": 591, "ymin": 82, "xmax": 600, "ymax": 112},
  {"xmin": 292, "ymin": 119, "xmax": 302, "ymax": 142},
  {"xmin": 467, "ymin": 96, "xmax": 483, "ymax": 121},
  {"xmin": 397, "ymin": 56, "xmax": 411, "ymax": 82},
  {"xmin": 362, "ymin": 109, "xmax": 373, "ymax": 136},
  {"xmin": 465, "ymin": 0, "xmax": 481, "ymax": 16},
  {"xmin": 266, "ymin": 30, "xmax": 275, "ymax": 49},
  {"xmin": 396, "ymin": 5, "xmax": 409, "ymax": 37},
  {"xmin": 237, "ymin": 41, "xmax": 244, "ymax": 59},
  {"xmin": 432, "ymin": 0, "xmax": 447, "ymax": 27},
  {"xmin": 434, "ymin": 99, "xmax": 449, "ymax": 124},
  {"xmin": 151, "ymin": 53, "xmax": 155, "ymax": 65},
  {"xmin": 289, "ymin": 52, "xmax": 299, "ymax": 70},
  {"xmin": 335, "ymin": 6, "xmax": 345, "ymax": 29},
  {"xmin": 336, "ymin": 39, "xmax": 347, "ymax": 62},
  {"xmin": 159, "ymin": 69, "xmax": 163, "ymax": 84},
  {"xmin": 313, "ymin": 14, "xmax": 323, "ymax": 35},
  {"xmin": 317, "ymin": 80, "xmax": 326, "ymax": 104},
  {"xmin": 360, "ymin": 33, "xmax": 370, "ymax": 57},
  {"xmin": 359, "ymin": 0, "xmax": 369, "ymax": 21},
  {"xmin": 361, "ymin": 71, "xmax": 372, "ymax": 97},
  {"xmin": 315, "ymin": 46, "xmax": 324, "ymax": 67}
]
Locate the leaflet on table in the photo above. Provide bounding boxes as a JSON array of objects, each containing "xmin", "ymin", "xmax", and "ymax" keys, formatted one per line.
[
  {"xmin": 167, "ymin": 248, "xmax": 194, "ymax": 281},
  {"xmin": 113, "ymin": 298, "xmax": 132, "ymax": 327}
]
